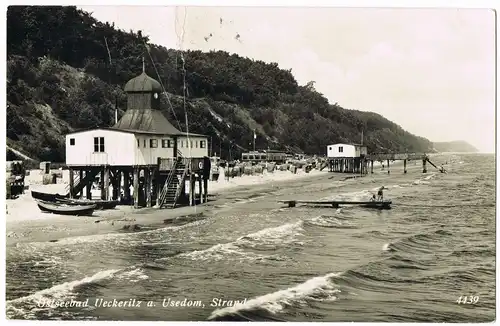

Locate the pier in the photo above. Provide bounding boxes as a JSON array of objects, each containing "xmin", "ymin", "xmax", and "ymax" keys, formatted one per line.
[
  {"xmin": 328, "ymin": 152, "xmax": 446, "ymax": 175},
  {"xmin": 278, "ymin": 199, "xmax": 392, "ymax": 210},
  {"xmin": 366, "ymin": 153, "xmax": 426, "ymax": 174}
]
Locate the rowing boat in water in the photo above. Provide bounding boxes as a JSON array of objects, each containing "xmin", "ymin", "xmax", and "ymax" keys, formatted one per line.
[
  {"xmin": 36, "ymin": 200, "xmax": 96, "ymax": 216},
  {"xmin": 56, "ymin": 198, "xmax": 119, "ymax": 210},
  {"xmin": 31, "ymin": 190, "xmax": 69, "ymax": 202}
]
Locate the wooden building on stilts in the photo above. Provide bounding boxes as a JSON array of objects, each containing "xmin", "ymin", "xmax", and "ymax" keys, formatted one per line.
[
  {"xmin": 326, "ymin": 143, "xmax": 369, "ymax": 174},
  {"xmin": 64, "ymin": 65, "xmax": 211, "ymax": 209}
]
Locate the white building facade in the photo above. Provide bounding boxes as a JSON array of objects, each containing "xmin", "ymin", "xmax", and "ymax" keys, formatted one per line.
[
  {"xmin": 65, "ymin": 69, "xmax": 209, "ymax": 167},
  {"xmin": 327, "ymin": 143, "xmax": 368, "ymax": 158},
  {"xmin": 66, "ymin": 128, "xmax": 208, "ymax": 166}
]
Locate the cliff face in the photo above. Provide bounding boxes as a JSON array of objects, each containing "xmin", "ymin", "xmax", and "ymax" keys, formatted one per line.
[
  {"xmin": 433, "ymin": 141, "xmax": 479, "ymax": 153},
  {"xmin": 7, "ymin": 6, "xmax": 435, "ymax": 162}
]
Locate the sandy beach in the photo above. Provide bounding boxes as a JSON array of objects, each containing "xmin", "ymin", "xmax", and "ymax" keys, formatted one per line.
[
  {"xmin": 5, "ymin": 157, "xmax": 420, "ymax": 247},
  {"xmin": 6, "ymin": 166, "xmax": 332, "ymax": 246}
]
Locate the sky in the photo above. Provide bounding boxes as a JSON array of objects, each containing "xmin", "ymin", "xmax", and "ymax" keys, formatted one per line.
[{"xmin": 79, "ymin": 5, "xmax": 496, "ymax": 153}]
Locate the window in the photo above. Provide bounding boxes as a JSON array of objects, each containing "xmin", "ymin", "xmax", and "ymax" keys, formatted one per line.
[
  {"xmin": 144, "ymin": 139, "xmax": 147, "ymax": 148},
  {"xmin": 190, "ymin": 140, "xmax": 193, "ymax": 148},
  {"xmin": 328, "ymin": 146, "xmax": 332, "ymax": 150},
  {"xmin": 242, "ymin": 154, "xmax": 248, "ymax": 160},
  {"xmin": 150, "ymin": 139, "xmax": 158, "ymax": 148},
  {"xmin": 94, "ymin": 137, "xmax": 105, "ymax": 152},
  {"xmin": 70, "ymin": 138, "xmax": 75, "ymax": 146},
  {"xmin": 137, "ymin": 139, "xmax": 140, "ymax": 148},
  {"xmin": 162, "ymin": 139, "xmax": 175, "ymax": 148},
  {"xmin": 339, "ymin": 146, "xmax": 343, "ymax": 153},
  {"xmin": 180, "ymin": 140, "xmax": 184, "ymax": 148},
  {"xmin": 200, "ymin": 140, "xmax": 206, "ymax": 148},
  {"xmin": 195, "ymin": 140, "xmax": 198, "ymax": 148}
]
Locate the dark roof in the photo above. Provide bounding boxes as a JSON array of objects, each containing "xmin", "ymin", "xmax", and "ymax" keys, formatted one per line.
[
  {"xmin": 328, "ymin": 143, "xmax": 367, "ymax": 147},
  {"xmin": 66, "ymin": 126, "xmax": 206, "ymax": 137},
  {"xmin": 113, "ymin": 109, "xmax": 181, "ymax": 134},
  {"xmin": 124, "ymin": 72, "xmax": 162, "ymax": 93}
]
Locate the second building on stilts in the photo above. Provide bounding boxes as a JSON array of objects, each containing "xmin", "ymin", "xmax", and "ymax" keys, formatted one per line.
[
  {"xmin": 327, "ymin": 143, "xmax": 368, "ymax": 174},
  {"xmin": 64, "ymin": 67, "xmax": 211, "ymax": 209}
]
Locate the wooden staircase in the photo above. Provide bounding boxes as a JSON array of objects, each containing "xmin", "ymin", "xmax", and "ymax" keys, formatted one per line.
[
  {"xmin": 65, "ymin": 169, "xmax": 100, "ymax": 198},
  {"xmin": 158, "ymin": 153, "xmax": 190, "ymax": 208}
]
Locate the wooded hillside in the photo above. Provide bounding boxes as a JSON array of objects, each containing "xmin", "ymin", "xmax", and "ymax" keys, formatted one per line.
[{"xmin": 7, "ymin": 6, "xmax": 434, "ymax": 162}]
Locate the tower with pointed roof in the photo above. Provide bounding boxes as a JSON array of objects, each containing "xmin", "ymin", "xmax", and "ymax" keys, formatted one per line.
[
  {"xmin": 113, "ymin": 60, "xmax": 182, "ymax": 135},
  {"xmin": 64, "ymin": 66, "xmax": 210, "ymax": 208}
]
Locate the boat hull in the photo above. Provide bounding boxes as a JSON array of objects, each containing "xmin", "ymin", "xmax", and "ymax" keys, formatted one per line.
[
  {"xmin": 37, "ymin": 201, "xmax": 96, "ymax": 216},
  {"xmin": 56, "ymin": 198, "xmax": 119, "ymax": 210},
  {"xmin": 32, "ymin": 190, "xmax": 69, "ymax": 202}
]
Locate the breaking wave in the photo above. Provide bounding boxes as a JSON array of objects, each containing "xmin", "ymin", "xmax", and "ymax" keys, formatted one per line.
[
  {"xmin": 177, "ymin": 221, "xmax": 305, "ymax": 262},
  {"xmin": 208, "ymin": 272, "xmax": 341, "ymax": 320}
]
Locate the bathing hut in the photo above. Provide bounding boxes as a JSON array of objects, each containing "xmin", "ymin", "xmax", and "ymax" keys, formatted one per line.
[
  {"xmin": 326, "ymin": 143, "xmax": 368, "ymax": 174},
  {"xmin": 65, "ymin": 66, "xmax": 210, "ymax": 208}
]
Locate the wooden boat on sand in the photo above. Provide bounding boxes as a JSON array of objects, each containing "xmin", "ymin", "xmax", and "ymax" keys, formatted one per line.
[
  {"xmin": 56, "ymin": 198, "xmax": 119, "ymax": 210},
  {"xmin": 37, "ymin": 200, "xmax": 96, "ymax": 216},
  {"xmin": 31, "ymin": 190, "xmax": 69, "ymax": 202}
]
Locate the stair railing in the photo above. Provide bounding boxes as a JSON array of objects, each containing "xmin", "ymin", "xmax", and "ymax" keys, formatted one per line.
[
  {"xmin": 64, "ymin": 173, "xmax": 82, "ymax": 198},
  {"xmin": 171, "ymin": 159, "xmax": 190, "ymax": 208},
  {"xmin": 159, "ymin": 158, "xmax": 179, "ymax": 207}
]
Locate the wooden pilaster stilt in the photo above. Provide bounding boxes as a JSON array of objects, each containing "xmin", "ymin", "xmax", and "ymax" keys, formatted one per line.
[
  {"xmin": 403, "ymin": 159, "xmax": 407, "ymax": 174},
  {"xmin": 422, "ymin": 159, "xmax": 427, "ymax": 173},
  {"xmin": 115, "ymin": 170, "xmax": 122, "ymax": 200},
  {"xmin": 69, "ymin": 168, "xmax": 74, "ymax": 198},
  {"xmin": 156, "ymin": 175, "xmax": 163, "ymax": 208},
  {"xmin": 198, "ymin": 177, "xmax": 203, "ymax": 203},
  {"xmin": 86, "ymin": 169, "xmax": 92, "ymax": 199},
  {"xmin": 133, "ymin": 168, "xmax": 139, "ymax": 208},
  {"xmin": 78, "ymin": 170, "xmax": 83, "ymax": 197},
  {"xmin": 371, "ymin": 160, "xmax": 374, "ymax": 174},
  {"xmin": 102, "ymin": 166, "xmax": 109, "ymax": 200},
  {"xmin": 124, "ymin": 171, "xmax": 130, "ymax": 203},
  {"xmin": 153, "ymin": 168, "xmax": 159, "ymax": 206},
  {"xmin": 203, "ymin": 177, "xmax": 208, "ymax": 203},
  {"xmin": 189, "ymin": 173, "xmax": 195, "ymax": 206},
  {"xmin": 387, "ymin": 159, "xmax": 390, "ymax": 174},
  {"xmin": 146, "ymin": 168, "xmax": 152, "ymax": 208}
]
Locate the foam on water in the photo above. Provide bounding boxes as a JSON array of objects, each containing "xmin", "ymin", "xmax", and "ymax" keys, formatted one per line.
[
  {"xmin": 208, "ymin": 272, "xmax": 341, "ymax": 319},
  {"xmin": 178, "ymin": 221, "xmax": 304, "ymax": 262},
  {"xmin": 6, "ymin": 269, "xmax": 120, "ymax": 318}
]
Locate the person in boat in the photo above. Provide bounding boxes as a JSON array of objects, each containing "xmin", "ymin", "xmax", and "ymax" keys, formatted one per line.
[
  {"xmin": 377, "ymin": 186, "xmax": 385, "ymax": 201},
  {"xmin": 370, "ymin": 194, "xmax": 376, "ymax": 201}
]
